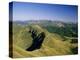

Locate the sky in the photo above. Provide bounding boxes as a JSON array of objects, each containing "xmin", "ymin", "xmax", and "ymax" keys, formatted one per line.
[{"xmin": 10, "ymin": 2, "xmax": 78, "ymax": 23}]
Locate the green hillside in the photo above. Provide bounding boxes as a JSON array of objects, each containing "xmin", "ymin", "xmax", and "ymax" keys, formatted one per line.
[{"xmin": 11, "ymin": 24, "xmax": 78, "ymax": 58}]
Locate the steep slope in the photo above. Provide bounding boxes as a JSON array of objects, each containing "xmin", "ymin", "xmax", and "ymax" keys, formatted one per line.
[{"xmin": 12, "ymin": 24, "xmax": 75, "ymax": 58}]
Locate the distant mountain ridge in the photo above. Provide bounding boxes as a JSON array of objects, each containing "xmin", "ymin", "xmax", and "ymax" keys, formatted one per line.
[{"xmin": 13, "ymin": 20, "xmax": 77, "ymax": 26}]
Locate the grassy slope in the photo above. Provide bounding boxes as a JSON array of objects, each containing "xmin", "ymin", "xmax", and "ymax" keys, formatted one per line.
[{"xmin": 12, "ymin": 24, "xmax": 77, "ymax": 58}]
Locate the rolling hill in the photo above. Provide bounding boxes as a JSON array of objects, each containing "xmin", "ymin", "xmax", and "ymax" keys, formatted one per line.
[{"xmin": 10, "ymin": 23, "xmax": 78, "ymax": 58}]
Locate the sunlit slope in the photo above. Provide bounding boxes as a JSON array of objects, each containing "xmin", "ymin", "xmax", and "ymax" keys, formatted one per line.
[{"xmin": 12, "ymin": 24, "xmax": 75, "ymax": 58}]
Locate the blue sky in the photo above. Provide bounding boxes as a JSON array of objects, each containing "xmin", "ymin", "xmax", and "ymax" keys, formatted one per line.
[{"xmin": 11, "ymin": 2, "xmax": 78, "ymax": 23}]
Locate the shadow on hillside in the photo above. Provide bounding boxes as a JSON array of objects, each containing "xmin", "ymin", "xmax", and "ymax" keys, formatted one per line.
[{"xmin": 26, "ymin": 27, "xmax": 45, "ymax": 51}]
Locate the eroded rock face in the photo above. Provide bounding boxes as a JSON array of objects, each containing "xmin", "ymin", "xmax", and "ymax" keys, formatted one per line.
[{"xmin": 26, "ymin": 28, "xmax": 45, "ymax": 51}]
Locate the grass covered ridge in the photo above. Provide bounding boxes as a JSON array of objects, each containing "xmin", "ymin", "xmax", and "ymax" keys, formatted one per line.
[{"xmin": 11, "ymin": 24, "xmax": 78, "ymax": 58}]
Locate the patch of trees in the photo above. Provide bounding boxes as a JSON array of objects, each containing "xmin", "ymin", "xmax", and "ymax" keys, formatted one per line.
[
  {"xmin": 42, "ymin": 25, "xmax": 78, "ymax": 37},
  {"xmin": 71, "ymin": 47, "xmax": 78, "ymax": 54},
  {"xmin": 70, "ymin": 38, "xmax": 78, "ymax": 43}
]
